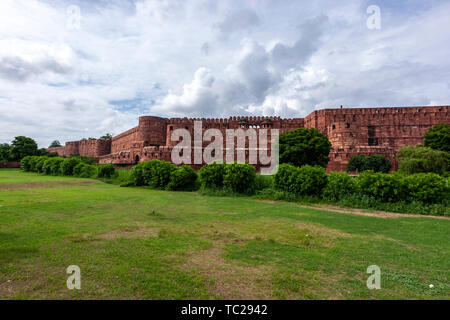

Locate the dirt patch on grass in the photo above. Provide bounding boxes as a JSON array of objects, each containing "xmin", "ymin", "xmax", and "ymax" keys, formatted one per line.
[
  {"xmin": 97, "ymin": 224, "xmax": 159, "ymax": 240},
  {"xmin": 65, "ymin": 223, "xmax": 159, "ymax": 243},
  {"xmin": 204, "ymin": 219, "xmax": 352, "ymax": 249},
  {"xmin": 255, "ymin": 200, "xmax": 449, "ymax": 220},
  {"xmin": 183, "ymin": 247, "xmax": 273, "ymax": 299},
  {"xmin": 295, "ymin": 204, "xmax": 449, "ymax": 220},
  {"xmin": 372, "ymin": 235, "xmax": 420, "ymax": 251},
  {"xmin": 0, "ymin": 180, "xmax": 98, "ymax": 191}
]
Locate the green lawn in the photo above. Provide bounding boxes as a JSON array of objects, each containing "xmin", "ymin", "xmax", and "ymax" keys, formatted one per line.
[{"xmin": 0, "ymin": 169, "xmax": 448, "ymax": 299}]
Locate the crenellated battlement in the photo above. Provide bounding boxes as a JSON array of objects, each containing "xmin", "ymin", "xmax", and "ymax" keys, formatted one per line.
[{"xmin": 48, "ymin": 105, "xmax": 450, "ymax": 171}]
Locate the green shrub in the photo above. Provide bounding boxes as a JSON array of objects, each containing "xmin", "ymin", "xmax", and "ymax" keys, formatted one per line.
[
  {"xmin": 273, "ymin": 163, "xmax": 297, "ymax": 193},
  {"xmin": 42, "ymin": 157, "xmax": 64, "ymax": 175},
  {"xmin": 397, "ymin": 146, "xmax": 448, "ymax": 175},
  {"xmin": 279, "ymin": 128, "xmax": 331, "ymax": 167},
  {"xmin": 148, "ymin": 160, "xmax": 177, "ymax": 189},
  {"xmin": 223, "ymin": 163, "xmax": 256, "ymax": 194},
  {"xmin": 35, "ymin": 157, "xmax": 48, "ymax": 173},
  {"xmin": 73, "ymin": 163, "xmax": 86, "ymax": 177},
  {"xmin": 97, "ymin": 164, "xmax": 116, "ymax": 178},
  {"xmin": 274, "ymin": 164, "xmax": 327, "ymax": 196},
  {"xmin": 346, "ymin": 155, "xmax": 366, "ymax": 173},
  {"xmin": 141, "ymin": 160, "xmax": 160, "ymax": 186},
  {"xmin": 61, "ymin": 158, "xmax": 81, "ymax": 176},
  {"xmin": 129, "ymin": 163, "xmax": 145, "ymax": 186},
  {"xmin": 167, "ymin": 165, "xmax": 198, "ymax": 191},
  {"xmin": 405, "ymin": 173, "xmax": 448, "ymax": 204},
  {"xmin": 79, "ymin": 164, "xmax": 97, "ymax": 178},
  {"xmin": 29, "ymin": 156, "xmax": 41, "ymax": 172},
  {"xmin": 115, "ymin": 169, "xmax": 132, "ymax": 186},
  {"xmin": 20, "ymin": 156, "xmax": 33, "ymax": 171},
  {"xmin": 295, "ymin": 165, "xmax": 328, "ymax": 196},
  {"xmin": 254, "ymin": 174, "xmax": 274, "ymax": 191},
  {"xmin": 356, "ymin": 171, "xmax": 407, "ymax": 203},
  {"xmin": 71, "ymin": 155, "xmax": 96, "ymax": 165},
  {"xmin": 347, "ymin": 154, "xmax": 392, "ymax": 173},
  {"xmin": 424, "ymin": 123, "xmax": 450, "ymax": 152},
  {"xmin": 198, "ymin": 162, "xmax": 226, "ymax": 190},
  {"xmin": 323, "ymin": 172, "xmax": 357, "ymax": 201}
]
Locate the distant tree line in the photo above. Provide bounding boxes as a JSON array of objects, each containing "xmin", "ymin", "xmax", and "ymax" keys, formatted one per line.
[{"xmin": 0, "ymin": 136, "xmax": 53, "ymax": 162}]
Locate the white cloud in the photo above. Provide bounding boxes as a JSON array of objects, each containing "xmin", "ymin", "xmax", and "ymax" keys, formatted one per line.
[{"xmin": 0, "ymin": 0, "xmax": 449, "ymax": 147}]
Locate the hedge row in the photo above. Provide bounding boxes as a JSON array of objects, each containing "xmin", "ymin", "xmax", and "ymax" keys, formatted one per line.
[
  {"xmin": 21, "ymin": 156, "xmax": 116, "ymax": 179},
  {"xmin": 274, "ymin": 164, "xmax": 449, "ymax": 205},
  {"xmin": 129, "ymin": 160, "xmax": 198, "ymax": 191},
  {"xmin": 129, "ymin": 160, "xmax": 258, "ymax": 194}
]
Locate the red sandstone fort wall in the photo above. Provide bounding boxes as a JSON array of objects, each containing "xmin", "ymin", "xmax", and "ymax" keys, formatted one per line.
[
  {"xmin": 48, "ymin": 139, "xmax": 111, "ymax": 159},
  {"xmin": 50, "ymin": 105, "xmax": 450, "ymax": 172}
]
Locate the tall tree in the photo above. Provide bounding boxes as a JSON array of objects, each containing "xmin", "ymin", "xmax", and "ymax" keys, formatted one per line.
[
  {"xmin": 424, "ymin": 123, "xmax": 450, "ymax": 152},
  {"xmin": 100, "ymin": 133, "xmax": 113, "ymax": 139},
  {"xmin": 347, "ymin": 154, "xmax": 392, "ymax": 173},
  {"xmin": 398, "ymin": 145, "xmax": 448, "ymax": 175},
  {"xmin": 279, "ymin": 128, "xmax": 331, "ymax": 168},
  {"xmin": 49, "ymin": 140, "xmax": 62, "ymax": 148},
  {"xmin": 0, "ymin": 143, "xmax": 11, "ymax": 161},
  {"xmin": 9, "ymin": 136, "xmax": 39, "ymax": 161}
]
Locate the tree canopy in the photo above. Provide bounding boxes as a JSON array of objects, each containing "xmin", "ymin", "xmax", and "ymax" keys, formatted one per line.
[
  {"xmin": 0, "ymin": 143, "xmax": 11, "ymax": 161},
  {"xmin": 424, "ymin": 123, "xmax": 450, "ymax": 152},
  {"xmin": 100, "ymin": 133, "xmax": 113, "ymax": 139},
  {"xmin": 346, "ymin": 154, "xmax": 392, "ymax": 173},
  {"xmin": 9, "ymin": 136, "xmax": 39, "ymax": 161},
  {"xmin": 49, "ymin": 140, "xmax": 62, "ymax": 148},
  {"xmin": 279, "ymin": 128, "xmax": 331, "ymax": 168},
  {"xmin": 397, "ymin": 145, "xmax": 448, "ymax": 175}
]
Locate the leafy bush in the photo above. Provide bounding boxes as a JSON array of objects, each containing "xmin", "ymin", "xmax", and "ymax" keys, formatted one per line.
[
  {"xmin": 29, "ymin": 156, "xmax": 41, "ymax": 172},
  {"xmin": 273, "ymin": 163, "xmax": 297, "ymax": 193},
  {"xmin": 148, "ymin": 160, "xmax": 177, "ymax": 189},
  {"xmin": 20, "ymin": 156, "xmax": 33, "ymax": 171},
  {"xmin": 254, "ymin": 174, "xmax": 274, "ymax": 191},
  {"xmin": 223, "ymin": 163, "xmax": 256, "ymax": 194},
  {"xmin": 405, "ymin": 173, "xmax": 449, "ymax": 204},
  {"xmin": 141, "ymin": 160, "xmax": 160, "ymax": 186},
  {"xmin": 42, "ymin": 157, "xmax": 64, "ymax": 175},
  {"xmin": 129, "ymin": 163, "xmax": 145, "ymax": 186},
  {"xmin": 346, "ymin": 155, "xmax": 366, "ymax": 173},
  {"xmin": 274, "ymin": 164, "xmax": 327, "ymax": 196},
  {"xmin": 97, "ymin": 164, "xmax": 116, "ymax": 178},
  {"xmin": 397, "ymin": 146, "xmax": 448, "ymax": 175},
  {"xmin": 323, "ymin": 172, "xmax": 357, "ymax": 201},
  {"xmin": 70, "ymin": 155, "xmax": 96, "ymax": 165},
  {"xmin": 295, "ymin": 165, "xmax": 328, "ymax": 196},
  {"xmin": 73, "ymin": 163, "xmax": 86, "ymax": 177},
  {"xmin": 279, "ymin": 128, "xmax": 331, "ymax": 167},
  {"xmin": 347, "ymin": 154, "xmax": 392, "ymax": 173},
  {"xmin": 35, "ymin": 157, "xmax": 48, "ymax": 173},
  {"xmin": 424, "ymin": 123, "xmax": 450, "ymax": 152},
  {"xmin": 61, "ymin": 158, "xmax": 81, "ymax": 176},
  {"xmin": 198, "ymin": 162, "xmax": 226, "ymax": 190},
  {"xmin": 79, "ymin": 164, "xmax": 97, "ymax": 178},
  {"xmin": 167, "ymin": 165, "xmax": 198, "ymax": 191},
  {"xmin": 356, "ymin": 171, "xmax": 407, "ymax": 203}
]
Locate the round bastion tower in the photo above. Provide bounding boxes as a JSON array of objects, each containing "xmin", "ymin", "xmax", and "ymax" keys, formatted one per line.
[{"xmin": 137, "ymin": 116, "xmax": 167, "ymax": 146}]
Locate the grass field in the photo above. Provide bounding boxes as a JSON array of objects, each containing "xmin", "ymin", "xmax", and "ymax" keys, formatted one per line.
[{"xmin": 0, "ymin": 169, "xmax": 449, "ymax": 299}]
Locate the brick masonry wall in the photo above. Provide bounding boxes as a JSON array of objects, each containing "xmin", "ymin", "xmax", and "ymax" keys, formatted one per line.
[
  {"xmin": 47, "ymin": 139, "xmax": 111, "ymax": 159},
  {"xmin": 52, "ymin": 105, "xmax": 450, "ymax": 172},
  {"xmin": 0, "ymin": 162, "xmax": 21, "ymax": 168}
]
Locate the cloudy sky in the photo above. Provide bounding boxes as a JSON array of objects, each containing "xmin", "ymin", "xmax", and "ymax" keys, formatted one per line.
[{"xmin": 0, "ymin": 0, "xmax": 449, "ymax": 147}]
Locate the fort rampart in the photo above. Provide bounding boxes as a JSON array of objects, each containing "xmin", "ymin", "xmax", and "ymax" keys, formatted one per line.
[{"xmin": 46, "ymin": 106, "xmax": 450, "ymax": 172}]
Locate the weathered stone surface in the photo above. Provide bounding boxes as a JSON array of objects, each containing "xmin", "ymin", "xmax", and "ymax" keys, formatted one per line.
[
  {"xmin": 0, "ymin": 162, "xmax": 21, "ymax": 168},
  {"xmin": 46, "ymin": 106, "xmax": 450, "ymax": 172}
]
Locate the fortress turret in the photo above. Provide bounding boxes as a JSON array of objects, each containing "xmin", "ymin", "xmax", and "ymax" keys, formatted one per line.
[{"xmin": 137, "ymin": 116, "xmax": 167, "ymax": 146}]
